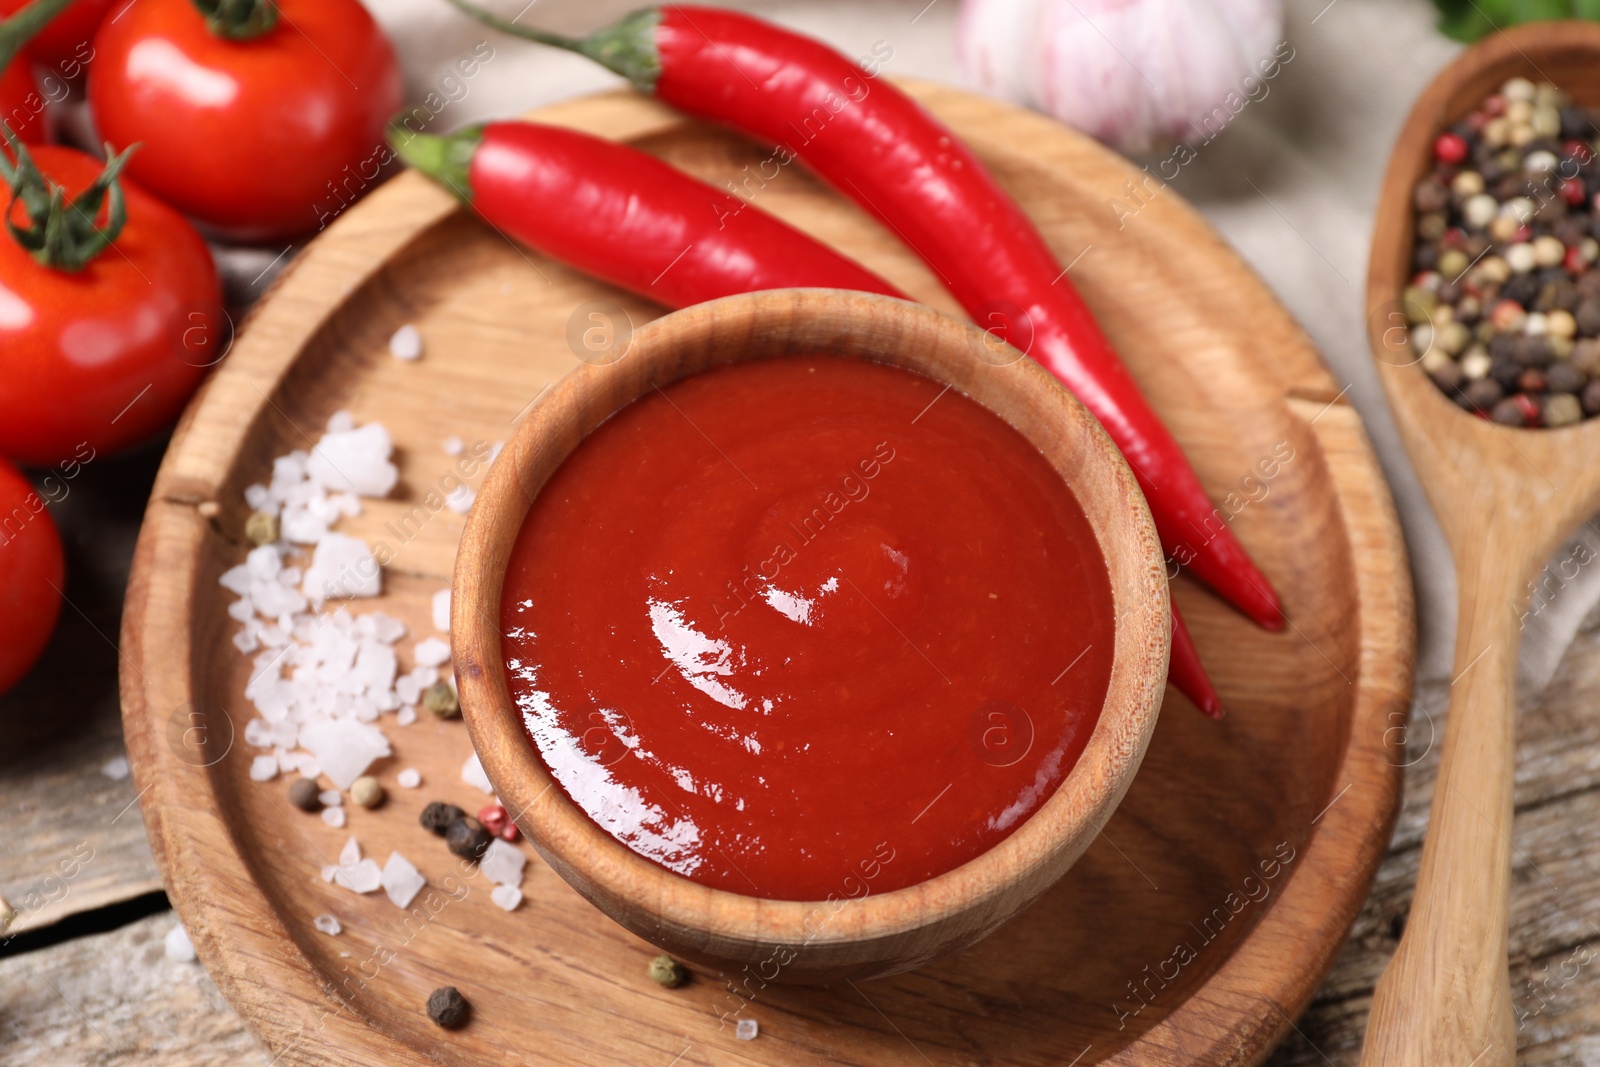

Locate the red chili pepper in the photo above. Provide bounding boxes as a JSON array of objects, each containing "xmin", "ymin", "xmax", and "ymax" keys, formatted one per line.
[
  {"xmin": 445, "ymin": 1, "xmax": 1285, "ymax": 637},
  {"xmin": 395, "ymin": 119, "xmax": 1222, "ymax": 716}
]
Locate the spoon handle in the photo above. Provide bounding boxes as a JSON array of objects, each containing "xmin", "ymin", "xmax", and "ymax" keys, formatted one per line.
[{"xmin": 1360, "ymin": 548, "xmax": 1524, "ymax": 1065}]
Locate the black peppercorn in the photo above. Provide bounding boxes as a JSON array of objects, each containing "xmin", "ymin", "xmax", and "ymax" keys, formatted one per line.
[
  {"xmin": 1514, "ymin": 334, "xmax": 1554, "ymax": 368},
  {"xmin": 1517, "ymin": 368, "xmax": 1548, "ymax": 393},
  {"xmin": 1535, "ymin": 277, "xmax": 1578, "ymax": 313},
  {"xmin": 420, "ymin": 801, "xmax": 465, "ymax": 835},
  {"xmin": 1414, "ymin": 177, "xmax": 1450, "ymax": 213},
  {"xmin": 1489, "ymin": 333, "xmax": 1519, "ymax": 362},
  {"xmin": 1576, "ymin": 297, "xmax": 1600, "ymax": 337},
  {"xmin": 446, "ymin": 815, "xmax": 492, "ymax": 860},
  {"xmin": 288, "ymin": 778, "xmax": 322, "ymax": 813},
  {"xmin": 1562, "ymin": 105, "xmax": 1594, "ymax": 139},
  {"xmin": 1430, "ymin": 362, "xmax": 1465, "ymax": 393},
  {"xmin": 1583, "ymin": 379, "xmax": 1600, "ymax": 415},
  {"xmin": 1502, "ymin": 273, "xmax": 1541, "ymax": 307},
  {"xmin": 1463, "ymin": 378, "xmax": 1504, "ymax": 410},
  {"xmin": 1413, "ymin": 244, "xmax": 1439, "ymax": 272},
  {"xmin": 1490, "ymin": 357, "xmax": 1523, "ymax": 390},
  {"xmin": 1491, "ymin": 397, "xmax": 1528, "ymax": 425},
  {"xmin": 1546, "ymin": 360, "xmax": 1588, "ymax": 393},
  {"xmin": 427, "ymin": 986, "xmax": 470, "ymax": 1029}
]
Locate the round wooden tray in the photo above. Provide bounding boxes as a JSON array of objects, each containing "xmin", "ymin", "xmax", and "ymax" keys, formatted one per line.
[{"xmin": 121, "ymin": 83, "xmax": 1413, "ymax": 1065}]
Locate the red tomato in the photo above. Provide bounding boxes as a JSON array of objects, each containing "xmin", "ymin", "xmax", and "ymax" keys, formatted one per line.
[
  {"xmin": 0, "ymin": 455, "xmax": 63, "ymax": 695},
  {"xmin": 0, "ymin": 145, "xmax": 221, "ymax": 465},
  {"xmin": 0, "ymin": 0, "xmax": 110, "ymax": 74},
  {"xmin": 88, "ymin": 0, "xmax": 402, "ymax": 241},
  {"xmin": 0, "ymin": 55, "xmax": 46, "ymax": 144}
]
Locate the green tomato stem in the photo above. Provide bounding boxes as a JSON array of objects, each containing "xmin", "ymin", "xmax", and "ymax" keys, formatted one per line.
[
  {"xmin": 0, "ymin": 0, "xmax": 77, "ymax": 75},
  {"xmin": 191, "ymin": 0, "xmax": 279, "ymax": 40},
  {"xmin": 0, "ymin": 126, "xmax": 137, "ymax": 272}
]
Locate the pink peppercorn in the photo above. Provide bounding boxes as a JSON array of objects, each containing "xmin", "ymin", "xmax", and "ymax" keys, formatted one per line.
[
  {"xmin": 1483, "ymin": 94, "xmax": 1506, "ymax": 116},
  {"xmin": 477, "ymin": 804, "xmax": 509, "ymax": 837},
  {"xmin": 1563, "ymin": 178, "xmax": 1588, "ymax": 206},
  {"xmin": 1434, "ymin": 132, "xmax": 1469, "ymax": 165},
  {"xmin": 1515, "ymin": 393, "xmax": 1542, "ymax": 426},
  {"xmin": 1567, "ymin": 245, "xmax": 1589, "ymax": 274}
]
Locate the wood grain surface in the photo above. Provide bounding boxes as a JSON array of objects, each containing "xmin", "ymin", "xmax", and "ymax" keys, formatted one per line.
[
  {"xmin": 112, "ymin": 82, "xmax": 1412, "ymax": 1066},
  {"xmin": 1361, "ymin": 23, "xmax": 1600, "ymax": 1065}
]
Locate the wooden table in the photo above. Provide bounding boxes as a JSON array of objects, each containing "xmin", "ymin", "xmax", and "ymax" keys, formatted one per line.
[{"xmin": 2, "ymin": 442, "xmax": 1598, "ymax": 1064}]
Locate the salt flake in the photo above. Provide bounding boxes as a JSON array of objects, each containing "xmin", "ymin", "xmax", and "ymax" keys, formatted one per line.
[
  {"xmin": 381, "ymin": 852, "xmax": 425, "ymax": 909},
  {"xmin": 462, "ymin": 752, "xmax": 494, "ymax": 795}
]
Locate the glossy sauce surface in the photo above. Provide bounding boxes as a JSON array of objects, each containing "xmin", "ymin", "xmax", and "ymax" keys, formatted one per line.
[{"xmin": 502, "ymin": 357, "xmax": 1115, "ymax": 900}]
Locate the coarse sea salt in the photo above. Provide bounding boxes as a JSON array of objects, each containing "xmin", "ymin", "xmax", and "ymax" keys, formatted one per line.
[
  {"xmin": 249, "ymin": 755, "xmax": 280, "ymax": 781},
  {"xmin": 490, "ymin": 885, "xmax": 522, "ymax": 912},
  {"xmin": 339, "ymin": 837, "xmax": 361, "ymax": 867},
  {"xmin": 462, "ymin": 753, "xmax": 494, "ymax": 795},
  {"xmin": 735, "ymin": 1019, "xmax": 758, "ymax": 1041},
  {"xmin": 313, "ymin": 914, "xmax": 342, "ymax": 936},
  {"xmin": 100, "ymin": 755, "xmax": 130, "ymax": 780},
  {"xmin": 479, "ymin": 839, "xmax": 526, "ymax": 887},
  {"xmin": 165, "ymin": 924, "xmax": 196, "ymax": 963},
  {"xmin": 441, "ymin": 436, "xmax": 464, "ymax": 456},
  {"xmin": 414, "ymin": 637, "xmax": 451, "ymax": 668},
  {"xmin": 322, "ymin": 806, "xmax": 347, "ymax": 828},
  {"xmin": 432, "ymin": 589, "xmax": 451, "ymax": 633},
  {"xmin": 381, "ymin": 852, "xmax": 425, "ymax": 909},
  {"xmin": 397, "ymin": 768, "xmax": 421, "ymax": 789},
  {"xmin": 333, "ymin": 858, "xmax": 383, "ymax": 894},
  {"xmin": 389, "ymin": 324, "xmax": 423, "ymax": 361}
]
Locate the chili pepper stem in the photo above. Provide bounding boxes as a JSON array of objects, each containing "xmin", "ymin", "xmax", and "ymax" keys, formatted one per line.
[
  {"xmin": 443, "ymin": 0, "xmax": 661, "ymax": 91},
  {"xmin": 388, "ymin": 122, "xmax": 481, "ymax": 200},
  {"xmin": 190, "ymin": 0, "xmax": 279, "ymax": 41},
  {"xmin": 0, "ymin": 0, "xmax": 76, "ymax": 75}
]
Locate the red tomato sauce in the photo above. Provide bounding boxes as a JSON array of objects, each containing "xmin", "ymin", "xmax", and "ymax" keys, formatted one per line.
[{"xmin": 501, "ymin": 357, "xmax": 1115, "ymax": 900}]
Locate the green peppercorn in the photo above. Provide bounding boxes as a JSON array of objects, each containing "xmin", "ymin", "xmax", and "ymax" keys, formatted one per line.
[
  {"xmin": 288, "ymin": 777, "xmax": 322, "ymax": 813},
  {"xmin": 423, "ymin": 680, "xmax": 460, "ymax": 719},
  {"xmin": 1545, "ymin": 392, "xmax": 1584, "ymax": 427},
  {"xmin": 245, "ymin": 510, "xmax": 279, "ymax": 546},
  {"xmin": 647, "ymin": 954, "xmax": 687, "ymax": 988}
]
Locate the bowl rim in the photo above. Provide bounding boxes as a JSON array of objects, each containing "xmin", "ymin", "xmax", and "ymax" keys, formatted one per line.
[{"xmin": 452, "ymin": 288, "xmax": 1169, "ymax": 953}]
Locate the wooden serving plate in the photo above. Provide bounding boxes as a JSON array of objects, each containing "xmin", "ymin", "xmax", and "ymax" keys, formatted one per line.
[{"xmin": 121, "ymin": 83, "xmax": 1413, "ymax": 1065}]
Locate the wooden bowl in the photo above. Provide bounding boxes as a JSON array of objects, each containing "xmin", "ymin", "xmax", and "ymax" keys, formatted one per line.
[{"xmin": 451, "ymin": 287, "xmax": 1170, "ymax": 983}]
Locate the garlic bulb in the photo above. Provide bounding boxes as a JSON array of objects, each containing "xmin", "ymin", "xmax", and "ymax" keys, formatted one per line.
[{"xmin": 957, "ymin": 0, "xmax": 1286, "ymax": 154}]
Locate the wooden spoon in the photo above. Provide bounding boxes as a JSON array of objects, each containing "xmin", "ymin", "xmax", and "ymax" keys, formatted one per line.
[{"xmin": 1363, "ymin": 22, "xmax": 1600, "ymax": 1065}]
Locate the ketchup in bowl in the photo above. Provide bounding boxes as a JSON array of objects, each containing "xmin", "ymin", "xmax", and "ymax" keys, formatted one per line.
[{"xmin": 501, "ymin": 356, "xmax": 1115, "ymax": 901}]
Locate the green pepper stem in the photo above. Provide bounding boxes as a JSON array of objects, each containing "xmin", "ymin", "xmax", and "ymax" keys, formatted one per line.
[
  {"xmin": 0, "ymin": 0, "xmax": 77, "ymax": 75},
  {"xmin": 388, "ymin": 121, "xmax": 482, "ymax": 201},
  {"xmin": 191, "ymin": 0, "xmax": 278, "ymax": 40},
  {"xmin": 442, "ymin": 0, "xmax": 661, "ymax": 92},
  {"xmin": 1, "ymin": 126, "xmax": 137, "ymax": 272}
]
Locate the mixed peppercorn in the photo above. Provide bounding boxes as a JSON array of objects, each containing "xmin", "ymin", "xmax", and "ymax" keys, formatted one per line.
[{"xmin": 1409, "ymin": 76, "xmax": 1600, "ymax": 427}]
